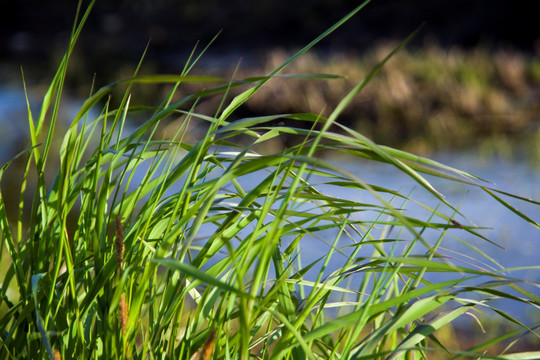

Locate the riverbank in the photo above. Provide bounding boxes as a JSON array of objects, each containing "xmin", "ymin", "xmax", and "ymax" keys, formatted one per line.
[
  {"xmin": 164, "ymin": 44, "xmax": 540, "ymax": 161},
  {"xmin": 3, "ymin": 44, "xmax": 539, "ymax": 164}
]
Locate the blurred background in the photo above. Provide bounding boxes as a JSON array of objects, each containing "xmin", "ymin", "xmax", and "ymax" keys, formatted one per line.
[{"xmin": 1, "ymin": 0, "xmax": 539, "ymax": 156}]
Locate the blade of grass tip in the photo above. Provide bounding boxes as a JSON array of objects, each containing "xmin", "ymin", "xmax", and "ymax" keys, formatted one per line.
[
  {"xmin": 397, "ymin": 156, "xmax": 488, "ymax": 187},
  {"xmin": 507, "ymin": 282, "xmax": 540, "ymax": 305},
  {"xmin": 16, "ymin": 74, "xmax": 38, "ymax": 238},
  {"xmin": 181, "ymin": 30, "xmax": 222, "ymax": 75},
  {"xmin": 339, "ymin": 121, "xmax": 455, "ymax": 205},
  {"xmin": 387, "ymin": 304, "xmax": 474, "ymax": 360},
  {"xmin": 381, "ymin": 145, "xmax": 492, "ymax": 184},
  {"xmin": 69, "ymin": 77, "xmax": 96, "ymax": 168},
  {"xmin": 488, "ymin": 187, "xmax": 540, "ymax": 206},
  {"xmin": 272, "ymin": 0, "xmax": 373, "ymax": 77},
  {"xmin": 20, "ymin": 69, "xmax": 48, "ymax": 227},
  {"xmin": 21, "ymin": 69, "xmax": 39, "ymax": 161},
  {"xmin": 315, "ymin": 28, "xmax": 460, "ymax": 236},
  {"xmin": 275, "ymin": 72, "xmax": 345, "ymax": 80},
  {"xmin": 210, "ymin": 60, "xmax": 245, "ymax": 134},
  {"xmin": 158, "ymin": 44, "xmax": 201, "ymax": 109},
  {"xmin": 482, "ymin": 187, "xmax": 540, "ymax": 229},
  {"xmin": 119, "ymin": 74, "xmax": 223, "ymax": 85},
  {"xmin": 157, "ymin": 36, "xmax": 214, "ymax": 109}
]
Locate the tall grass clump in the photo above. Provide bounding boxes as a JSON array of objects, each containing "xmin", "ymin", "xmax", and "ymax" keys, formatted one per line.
[{"xmin": 1, "ymin": 1, "xmax": 540, "ymax": 359}]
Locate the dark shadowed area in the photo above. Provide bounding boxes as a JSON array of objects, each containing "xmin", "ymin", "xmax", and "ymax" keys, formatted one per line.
[{"xmin": 1, "ymin": 0, "xmax": 539, "ymax": 82}]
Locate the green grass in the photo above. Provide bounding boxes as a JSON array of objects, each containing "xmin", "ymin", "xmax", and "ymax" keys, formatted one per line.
[{"xmin": 1, "ymin": 1, "xmax": 540, "ymax": 359}]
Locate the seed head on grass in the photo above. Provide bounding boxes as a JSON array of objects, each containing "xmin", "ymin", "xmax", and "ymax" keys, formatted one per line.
[
  {"xmin": 118, "ymin": 292, "xmax": 130, "ymax": 358},
  {"xmin": 190, "ymin": 329, "xmax": 216, "ymax": 360},
  {"xmin": 115, "ymin": 215, "xmax": 125, "ymax": 273},
  {"xmin": 118, "ymin": 293, "xmax": 128, "ymax": 336},
  {"xmin": 53, "ymin": 349, "xmax": 61, "ymax": 360}
]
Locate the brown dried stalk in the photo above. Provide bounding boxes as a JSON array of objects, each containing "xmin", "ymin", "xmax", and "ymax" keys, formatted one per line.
[{"xmin": 115, "ymin": 215, "xmax": 125, "ymax": 272}]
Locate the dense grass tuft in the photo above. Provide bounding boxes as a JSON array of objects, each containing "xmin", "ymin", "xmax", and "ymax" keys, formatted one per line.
[{"xmin": 1, "ymin": 1, "xmax": 539, "ymax": 359}]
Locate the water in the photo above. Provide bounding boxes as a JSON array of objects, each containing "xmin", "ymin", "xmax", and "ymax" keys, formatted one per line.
[
  {"xmin": 0, "ymin": 86, "xmax": 97, "ymax": 163},
  {"xmin": 335, "ymin": 153, "xmax": 540, "ymax": 273},
  {"xmin": 213, "ymin": 149, "xmax": 540, "ymax": 319},
  {"xmin": 0, "ymin": 87, "xmax": 31, "ymax": 163},
  {"xmin": 295, "ymin": 153, "xmax": 540, "ymax": 323}
]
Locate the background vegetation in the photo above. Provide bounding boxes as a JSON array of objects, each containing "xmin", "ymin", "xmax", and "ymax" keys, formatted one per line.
[
  {"xmin": 159, "ymin": 45, "xmax": 540, "ymax": 158},
  {"xmin": 2, "ymin": 1, "xmax": 539, "ymax": 159}
]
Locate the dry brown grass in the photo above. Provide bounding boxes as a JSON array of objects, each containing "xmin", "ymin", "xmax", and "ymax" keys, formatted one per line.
[{"xmin": 158, "ymin": 44, "xmax": 540, "ymax": 159}]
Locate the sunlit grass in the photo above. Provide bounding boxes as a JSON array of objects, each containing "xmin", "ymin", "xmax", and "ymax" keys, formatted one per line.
[{"xmin": 1, "ymin": 1, "xmax": 540, "ymax": 359}]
